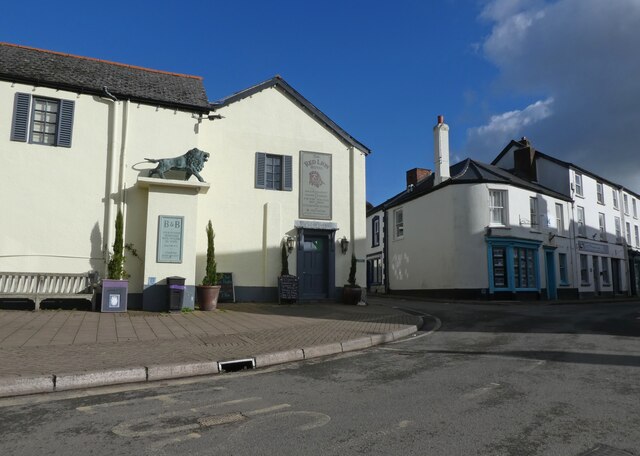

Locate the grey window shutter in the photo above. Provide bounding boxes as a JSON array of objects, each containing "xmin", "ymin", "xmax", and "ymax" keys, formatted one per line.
[
  {"xmin": 283, "ymin": 155, "xmax": 293, "ymax": 191},
  {"xmin": 255, "ymin": 152, "xmax": 266, "ymax": 188},
  {"xmin": 57, "ymin": 99, "xmax": 75, "ymax": 147},
  {"xmin": 11, "ymin": 92, "xmax": 31, "ymax": 142}
]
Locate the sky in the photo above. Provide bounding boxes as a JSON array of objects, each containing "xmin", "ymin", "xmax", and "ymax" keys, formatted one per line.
[{"xmin": 3, "ymin": 0, "xmax": 639, "ymax": 205}]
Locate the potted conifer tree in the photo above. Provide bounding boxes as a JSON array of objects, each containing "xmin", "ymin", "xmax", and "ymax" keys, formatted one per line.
[
  {"xmin": 342, "ymin": 253, "xmax": 363, "ymax": 305},
  {"xmin": 101, "ymin": 209, "xmax": 129, "ymax": 312},
  {"xmin": 196, "ymin": 220, "xmax": 221, "ymax": 311}
]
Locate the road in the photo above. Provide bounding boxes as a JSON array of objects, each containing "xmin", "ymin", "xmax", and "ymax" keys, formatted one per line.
[{"xmin": 1, "ymin": 299, "xmax": 639, "ymax": 456}]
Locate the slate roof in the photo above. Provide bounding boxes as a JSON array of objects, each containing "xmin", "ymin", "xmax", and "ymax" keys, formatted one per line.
[
  {"xmin": 0, "ymin": 42, "xmax": 210, "ymax": 111},
  {"xmin": 368, "ymin": 158, "xmax": 571, "ymax": 215},
  {"xmin": 211, "ymin": 76, "xmax": 370, "ymax": 154},
  {"xmin": 492, "ymin": 138, "xmax": 640, "ymax": 200}
]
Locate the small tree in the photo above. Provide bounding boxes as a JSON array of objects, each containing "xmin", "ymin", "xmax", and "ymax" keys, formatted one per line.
[
  {"xmin": 347, "ymin": 253, "xmax": 358, "ymax": 286},
  {"xmin": 202, "ymin": 220, "xmax": 218, "ymax": 286},
  {"xmin": 107, "ymin": 209, "xmax": 127, "ymax": 280},
  {"xmin": 281, "ymin": 242, "xmax": 290, "ymax": 276}
]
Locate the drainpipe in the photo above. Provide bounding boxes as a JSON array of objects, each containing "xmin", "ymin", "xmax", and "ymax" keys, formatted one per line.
[
  {"xmin": 349, "ymin": 146, "xmax": 355, "ymax": 256},
  {"xmin": 102, "ymin": 87, "xmax": 119, "ymax": 273},
  {"xmin": 118, "ymin": 99, "xmax": 130, "ymax": 211}
]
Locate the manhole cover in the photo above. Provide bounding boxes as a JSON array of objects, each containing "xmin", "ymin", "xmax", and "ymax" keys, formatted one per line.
[{"xmin": 578, "ymin": 444, "xmax": 635, "ymax": 456}]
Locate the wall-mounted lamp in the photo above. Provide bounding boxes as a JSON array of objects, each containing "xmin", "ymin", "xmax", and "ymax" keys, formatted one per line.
[
  {"xmin": 285, "ymin": 235, "xmax": 295, "ymax": 254},
  {"xmin": 340, "ymin": 236, "xmax": 350, "ymax": 255}
]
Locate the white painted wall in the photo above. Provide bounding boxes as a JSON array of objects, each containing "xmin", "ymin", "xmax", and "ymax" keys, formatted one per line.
[
  {"xmin": 386, "ymin": 182, "xmax": 574, "ymax": 293},
  {"xmin": 0, "ymin": 82, "xmax": 110, "ymax": 274},
  {"xmin": 196, "ymin": 86, "xmax": 366, "ymax": 291},
  {"xmin": 1, "ymin": 81, "xmax": 367, "ymax": 300}
]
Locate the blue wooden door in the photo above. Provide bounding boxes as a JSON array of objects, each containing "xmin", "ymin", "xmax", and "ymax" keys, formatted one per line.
[
  {"xmin": 301, "ymin": 236, "xmax": 328, "ymax": 299},
  {"xmin": 545, "ymin": 250, "xmax": 557, "ymax": 300}
]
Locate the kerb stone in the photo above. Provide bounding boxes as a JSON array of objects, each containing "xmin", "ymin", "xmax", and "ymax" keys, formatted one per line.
[{"xmin": 55, "ymin": 368, "xmax": 147, "ymax": 391}]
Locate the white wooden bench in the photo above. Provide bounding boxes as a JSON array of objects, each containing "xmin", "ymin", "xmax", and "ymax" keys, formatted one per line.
[{"xmin": 0, "ymin": 271, "xmax": 99, "ymax": 310}]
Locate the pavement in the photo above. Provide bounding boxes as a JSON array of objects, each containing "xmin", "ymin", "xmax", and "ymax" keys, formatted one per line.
[{"xmin": 0, "ymin": 300, "xmax": 423, "ymax": 398}]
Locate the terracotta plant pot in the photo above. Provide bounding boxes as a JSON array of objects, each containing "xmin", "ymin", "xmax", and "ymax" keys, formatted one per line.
[
  {"xmin": 342, "ymin": 285, "xmax": 362, "ymax": 305},
  {"xmin": 196, "ymin": 285, "xmax": 221, "ymax": 311}
]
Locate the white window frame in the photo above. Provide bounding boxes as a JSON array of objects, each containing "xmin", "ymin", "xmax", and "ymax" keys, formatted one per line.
[
  {"xmin": 624, "ymin": 194, "xmax": 629, "ymax": 214},
  {"xmin": 577, "ymin": 206, "xmax": 586, "ymax": 237},
  {"xmin": 529, "ymin": 197, "xmax": 539, "ymax": 229},
  {"xmin": 626, "ymin": 221, "xmax": 632, "ymax": 244},
  {"xmin": 598, "ymin": 213, "xmax": 606, "ymax": 239},
  {"xmin": 596, "ymin": 182, "xmax": 604, "ymax": 205},
  {"xmin": 394, "ymin": 208, "xmax": 404, "ymax": 240},
  {"xmin": 635, "ymin": 225, "xmax": 639, "ymax": 247},
  {"xmin": 574, "ymin": 173, "xmax": 583, "ymax": 197},
  {"xmin": 615, "ymin": 217, "xmax": 622, "ymax": 242},
  {"xmin": 555, "ymin": 203, "xmax": 564, "ymax": 234},
  {"xmin": 559, "ymin": 253, "xmax": 568, "ymax": 285},
  {"xmin": 371, "ymin": 216, "xmax": 380, "ymax": 247},
  {"xmin": 489, "ymin": 190, "xmax": 507, "ymax": 226},
  {"xmin": 633, "ymin": 198, "xmax": 638, "ymax": 218},
  {"xmin": 612, "ymin": 189, "xmax": 619, "ymax": 210}
]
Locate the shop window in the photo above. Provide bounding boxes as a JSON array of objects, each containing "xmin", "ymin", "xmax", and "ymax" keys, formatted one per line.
[
  {"xmin": 487, "ymin": 238, "xmax": 541, "ymax": 293},
  {"xmin": 580, "ymin": 254, "xmax": 589, "ymax": 285},
  {"xmin": 601, "ymin": 257, "xmax": 610, "ymax": 285}
]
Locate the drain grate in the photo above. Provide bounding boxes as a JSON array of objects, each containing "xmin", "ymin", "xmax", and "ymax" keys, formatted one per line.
[
  {"xmin": 218, "ymin": 358, "xmax": 256, "ymax": 373},
  {"xmin": 578, "ymin": 444, "xmax": 635, "ymax": 456}
]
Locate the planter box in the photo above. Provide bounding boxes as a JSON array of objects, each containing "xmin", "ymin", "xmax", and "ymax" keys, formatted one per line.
[{"xmin": 101, "ymin": 279, "xmax": 128, "ymax": 312}]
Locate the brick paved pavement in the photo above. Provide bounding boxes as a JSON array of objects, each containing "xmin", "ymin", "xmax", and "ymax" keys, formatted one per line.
[{"xmin": 0, "ymin": 303, "xmax": 421, "ymax": 381}]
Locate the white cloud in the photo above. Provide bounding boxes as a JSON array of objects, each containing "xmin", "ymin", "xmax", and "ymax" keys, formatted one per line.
[{"xmin": 467, "ymin": 0, "xmax": 640, "ymax": 192}]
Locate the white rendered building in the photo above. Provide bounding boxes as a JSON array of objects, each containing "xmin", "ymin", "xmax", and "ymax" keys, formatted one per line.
[
  {"xmin": 0, "ymin": 43, "xmax": 369, "ymax": 309},
  {"xmin": 493, "ymin": 140, "xmax": 640, "ymax": 297}
]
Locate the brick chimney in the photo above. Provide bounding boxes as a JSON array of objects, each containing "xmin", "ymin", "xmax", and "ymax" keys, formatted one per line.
[
  {"xmin": 406, "ymin": 168, "xmax": 432, "ymax": 188},
  {"xmin": 434, "ymin": 115, "xmax": 450, "ymax": 185},
  {"xmin": 513, "ymin": 137, "xmax": 537, "ymax": 181}
]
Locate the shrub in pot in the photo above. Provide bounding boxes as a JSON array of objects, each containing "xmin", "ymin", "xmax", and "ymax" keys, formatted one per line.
[
  {"xmin": 342, "ymin": 254, "xmax": 363, "ymax": 305},
  {"xmin": 196, "ymin": 220, "xmax": 221, "ymax": 311},
  {"xmin": 101, "ymin": 209, "xmax": 129, "ymax": 312}
]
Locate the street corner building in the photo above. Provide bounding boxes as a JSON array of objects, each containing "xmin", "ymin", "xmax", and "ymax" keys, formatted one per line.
[
  {"xmin": 366, "ymin": 116, "xmax": 640, "ymax": 301},
  {"xmin": 0, "ymin": 42, "xmax": 370, "ymax": 310}
]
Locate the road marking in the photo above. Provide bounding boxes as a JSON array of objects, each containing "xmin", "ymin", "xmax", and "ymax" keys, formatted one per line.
[
  {"xmin": 463, "ymin": 382, "xmax": 501, "ymax": 399},
  {"xmin": 76, "ymin": 387, "xmax": 226, "ymax": 413},
  {"xmin": 112, "ymin": 400, "xmax": 289, "ymax": 438},
  {"xmin": 398, "ymin": 420, "xmax": 412, "ymax": 428},
  {"xmin": 244, "ymin": 404, "xmax": 291, "ymax": 416},
  {"xmin": 148, "ymin": 432, "xmax": 201, "ymax": 453},
  {"xmin": 199, "ymin": 413, "xmax": 246, "ymax": 427}
]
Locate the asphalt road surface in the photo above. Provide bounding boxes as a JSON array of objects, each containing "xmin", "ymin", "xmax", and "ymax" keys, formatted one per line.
[{"xmin": 1, "ymin": 299, "xmax": 639, "ymax": 456}]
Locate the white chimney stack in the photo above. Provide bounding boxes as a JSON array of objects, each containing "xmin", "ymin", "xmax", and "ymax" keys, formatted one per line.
[{"xmin": 433, "ymin": 115, "xmax": 450, "ymax": 185}]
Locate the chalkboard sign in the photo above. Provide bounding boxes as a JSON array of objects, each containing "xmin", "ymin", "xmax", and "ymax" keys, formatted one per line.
[
  {"xmin": 278, "ymin": 275, "xmax": 299, "ymax": 303},
  {"xmin": 217, "ymin": 272, "xmax": 235, "ymax": 303}
]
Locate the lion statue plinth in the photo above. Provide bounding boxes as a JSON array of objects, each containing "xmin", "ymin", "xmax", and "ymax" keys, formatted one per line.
[{"xmin": 145, "ymin": 148, "xmax": 210, "ymax": 182}]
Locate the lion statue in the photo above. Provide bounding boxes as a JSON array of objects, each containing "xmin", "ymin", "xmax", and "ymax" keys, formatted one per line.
[{"xmin": 145, "ymin": 148, "xmax": 210, "ymax": 182}]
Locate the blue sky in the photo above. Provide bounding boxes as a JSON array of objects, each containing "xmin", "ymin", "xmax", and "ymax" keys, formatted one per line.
[{"xmin": 3, "ymin": 0, "xmax": 639, "ymax": 205}]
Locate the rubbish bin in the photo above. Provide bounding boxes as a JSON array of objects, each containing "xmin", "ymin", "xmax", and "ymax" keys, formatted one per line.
[{"xmin": 167, "ymin": 276, "xmax": 186, "ymax": 312}]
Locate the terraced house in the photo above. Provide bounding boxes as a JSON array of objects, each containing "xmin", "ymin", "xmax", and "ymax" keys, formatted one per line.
[
  {"xmin": 367, "ymin": 117, "xmax": 640, "ymax": 300},
  {"xmin": 0, "ymin": 42, "xmax": 369, "ymax": 309}
]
